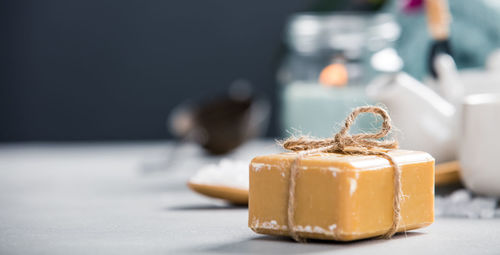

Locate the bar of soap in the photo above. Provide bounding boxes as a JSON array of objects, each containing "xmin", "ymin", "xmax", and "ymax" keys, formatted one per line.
[{"xmin": 248, "ymin": 150, "xmax": 434, "ymax": 241}]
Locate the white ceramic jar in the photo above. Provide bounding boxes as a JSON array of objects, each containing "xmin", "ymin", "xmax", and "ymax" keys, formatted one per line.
[{"xmin": 460, "ymin": 93, "xmax": 500, "ymax": 196}]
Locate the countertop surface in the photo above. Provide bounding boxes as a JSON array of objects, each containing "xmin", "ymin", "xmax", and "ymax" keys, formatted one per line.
[{"xmin": 0, "ymin": 141, "xmax": 499, "ymax": 255}]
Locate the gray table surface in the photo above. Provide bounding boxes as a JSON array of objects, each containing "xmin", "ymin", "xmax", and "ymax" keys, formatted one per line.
[{"xmin": 0, "ymin": 141, "xmax": 499, "ymax": 255}]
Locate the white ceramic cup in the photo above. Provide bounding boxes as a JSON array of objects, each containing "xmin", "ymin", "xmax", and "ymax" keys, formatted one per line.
[{"xmin": 459, "ymin": 93, "xmax": 500, "ymax": 196}]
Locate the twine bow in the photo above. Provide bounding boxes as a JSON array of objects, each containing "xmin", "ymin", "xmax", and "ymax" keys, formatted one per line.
[{"xmin": 282, "ymin": 106, "xmax": 403, "ymax": 242}]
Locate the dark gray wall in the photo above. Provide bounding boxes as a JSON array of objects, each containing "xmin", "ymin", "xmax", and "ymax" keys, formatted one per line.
[{"xmin": 1, "ymin": 0, "xmax": 318, "ymax": 141}]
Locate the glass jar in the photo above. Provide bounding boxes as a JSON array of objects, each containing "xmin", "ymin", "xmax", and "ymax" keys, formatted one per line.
[{"xmin": 278, "ymin": 13, "xmax": 401, "ymax": 138}]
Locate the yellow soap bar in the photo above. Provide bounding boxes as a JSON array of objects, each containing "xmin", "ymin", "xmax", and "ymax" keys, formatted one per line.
[{"xmin": 248, "ymin": 150, "xmax": 435, "ymax": 241}]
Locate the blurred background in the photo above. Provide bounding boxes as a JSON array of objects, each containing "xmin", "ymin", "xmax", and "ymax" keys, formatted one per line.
[
  {"xmin": 1, "ymin": 0, "xmax": 319, "ymax": 141},
  {"xmin": 2, "ymin": 0, "xmax": 500, "ymax": 143}
]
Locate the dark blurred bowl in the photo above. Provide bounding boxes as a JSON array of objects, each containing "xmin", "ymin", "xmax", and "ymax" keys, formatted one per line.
[{"xmin": 168, "ymin": 94, "xmax": 270, "ymax": 155}]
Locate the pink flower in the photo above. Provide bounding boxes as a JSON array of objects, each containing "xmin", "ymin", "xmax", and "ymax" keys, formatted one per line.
[{"xmin": 401, "ymin": 0, "xmax": 424, "ymax": 13}]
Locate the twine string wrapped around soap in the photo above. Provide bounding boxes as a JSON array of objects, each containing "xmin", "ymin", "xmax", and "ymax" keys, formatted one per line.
[{"xmin": 282, "ymin": 106, "xmax": 403, "ymax": 242}]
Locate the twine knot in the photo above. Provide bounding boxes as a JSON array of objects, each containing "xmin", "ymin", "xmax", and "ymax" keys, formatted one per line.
[
  {"xmin": 282, "ymin": 106, "xmax": 403, "ymax": 242},
  {"xmin": 283, "ymin": 106, "xmax": 398, "ymax": 154}
]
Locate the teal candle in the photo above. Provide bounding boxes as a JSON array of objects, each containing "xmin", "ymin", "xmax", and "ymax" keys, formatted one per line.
[{"xmin": 281, "ymin": 82, "xmax": 377, "ymax": 138}]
